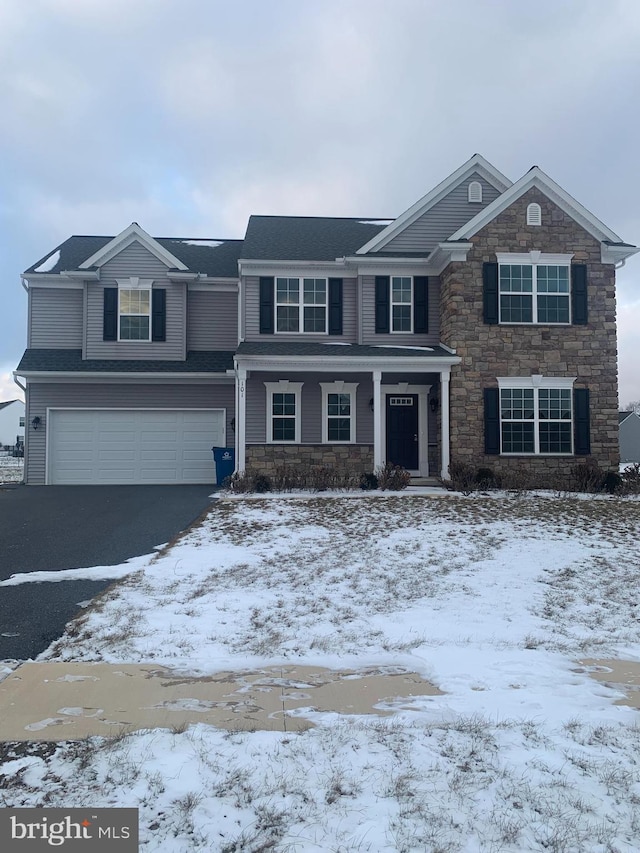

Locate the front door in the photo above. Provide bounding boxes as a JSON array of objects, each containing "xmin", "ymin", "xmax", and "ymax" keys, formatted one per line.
[{"xmin": 386, "ymin": 395, "xmax": 419, "ymax": 470}]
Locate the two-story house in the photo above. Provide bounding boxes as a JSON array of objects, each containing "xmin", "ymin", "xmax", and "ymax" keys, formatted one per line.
[{"xmin": 14, "ymin": 154, "xmax": 637, "ymax": 486}]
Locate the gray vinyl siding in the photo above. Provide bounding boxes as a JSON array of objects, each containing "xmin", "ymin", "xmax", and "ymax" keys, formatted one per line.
[
  {"xmin": 383, "ymin": 174, "xmax": 502, "ymax": 252},
  {"xmin": 246, "ymin": 372, "xmax": 373, "ymax": 444},
  {"xmin": 361, "ymin": 275, "xmax": 441, "ymax": 345},
  {"xmin": 25, "ymin": 381, "xmax": 235, "ymax": 484},
  {"xmin": 29, "ymin": 288, "xmax": 83, "ymax": 348},
  {"xmin": 620, "ymin": 414, "xmax": 640, "ymax": 462},
  {"xmin": 187, "ymin": 290, "xmax": 238, "ymax": 350},
  {"xmin": 85, "ymin": 242, "xmax": 186, "ymax": 360},
  {"xmin": 244, "ymin": 276, "xmax": 358, "ymax": 342}
]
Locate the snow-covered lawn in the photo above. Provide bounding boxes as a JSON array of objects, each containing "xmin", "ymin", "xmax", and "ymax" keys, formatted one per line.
[
  {"xmin": 0, "ymin": 456, "xmax": 23, "ymax": 483},
  {"xmin": 3, "ymin": 493, "xmax": 640, "ymax": 852}
]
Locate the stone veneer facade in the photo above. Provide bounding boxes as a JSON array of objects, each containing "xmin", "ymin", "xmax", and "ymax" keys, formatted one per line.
[
  {"xmin": 246, "ymin": 444, "xmax": 374, "ymax": 474},
  {"xmin": 440, "ymin": 187, "xmax": 619, "ymax": 477}
]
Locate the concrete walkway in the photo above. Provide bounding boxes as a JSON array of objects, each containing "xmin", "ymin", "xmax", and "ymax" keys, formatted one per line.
[{"xmin": 0, "ymin": 663, "xmax": 443, "ymax": 740}]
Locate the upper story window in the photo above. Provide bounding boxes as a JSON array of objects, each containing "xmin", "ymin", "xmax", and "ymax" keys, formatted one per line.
[
  {"xmin": 468, "ymin": 181, "xmax": 482, "ymax": 203},
  {"xmin": 391, "ymin": 276, "xmax": 413, "ymax": 332},
  {"xmin": 119, "ymin": 289, "xmax": 151, "ymax": 340},
  {"xmin": 276, "ymin": 277, "xmax": 327, "ymax": 333},
  {"xmin": 19, "ymin": 417, "xmax": 25, "ymax": 427},
  {"xmin": 496, "ymin": 253, "xmax": 573, "ymax": 325}
]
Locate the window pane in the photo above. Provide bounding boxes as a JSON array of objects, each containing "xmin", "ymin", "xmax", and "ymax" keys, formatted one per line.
[
  {"xmin": 539, "ymin": 422, "xmax": 571, "ymax": 453},
  {"xmin": 120, "ymin": 316, "xmax": 149, "ymax": 340},
  {"xmin": 502, "ymin": 422, "xmax": 535, "ymax": 453},
  {"xmin": 303, "ymin": 279, "xmax": 326, "ymax": 305},
  {"xmin": 537, "ymin": 266, "xmax": 569, "ymax": 294},
  {"xmin": 328, "ymin": 394, "xmax": 350, "ymax": 416},
  {"xmin": 392, "ymin": 277, "xmax": 412, "ymax": 303},
  {"xmin": 537, "ymin": 295, "xmax": 570, "ymax": 323},
  {"xmin": 303, "ymin": 306, "xmax": 326, "ymax": 332},
  {"xmin": 501, "ymin": 389, "xmax": 534, "ymax": 420},
  {"xmin": 539, "ymin": 389, "xmax": 571, "ymax": 420},
  {"xmin": 272, "ymin": 393, "xmax": 295, "ymax": 416},
  {"xmin": 392, "ymin": 304, "xmax": 412, "ymax": 331},
  {"xmin": 328, "ymin": 418, "xmax": 351, "ymax": 442},
  {"xmin": 120, "ymin": 291, "xmax": 131, "ymax": 313},
  {"xmin": 273, "ymin": 418, "xmax": 295, "ymax": 441},
  {"xmin": 276, "ymin": 278, "xmax": 299, "ymax": 304},
  {"xmin": 500, "ymin": 295, "xmax": 533, "ymax": 323},
  {"xmin": 500, "ymin": 265, "xmax": 533, "ymax": 293},
  {"xmin": 276, "ymin": 306, "xmax": 299, "ymax": 332}
]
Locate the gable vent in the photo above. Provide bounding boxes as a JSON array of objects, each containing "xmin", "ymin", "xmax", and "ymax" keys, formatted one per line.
[
  {"xmin": 527, "ymin": 202, "xmax": 542, "ymax": 226},
  {"xmin": 468, "ymin": 181, "xmax": 482, "ymax": 203}
]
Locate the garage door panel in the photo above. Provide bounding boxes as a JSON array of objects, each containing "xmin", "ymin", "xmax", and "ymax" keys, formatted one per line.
[{"xmin": 49, "ymin": 410, "xmax": 223, "ymax": 485}]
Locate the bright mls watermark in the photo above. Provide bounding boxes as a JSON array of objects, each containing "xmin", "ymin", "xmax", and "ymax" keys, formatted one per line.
[{"xmin": 0, "ymin": 809, "xmax": 138, "ymax": 850}]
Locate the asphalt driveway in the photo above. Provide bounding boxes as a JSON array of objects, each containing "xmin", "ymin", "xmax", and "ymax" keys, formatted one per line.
[{"xmin": 0, "ymin": 485, "xmax": 216, "ymax": 660}]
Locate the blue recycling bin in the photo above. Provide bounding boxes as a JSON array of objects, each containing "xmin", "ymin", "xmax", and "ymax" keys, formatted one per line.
[{"xmin": 212, "ymin": 447, "xmax": 235, "ymax": 484}]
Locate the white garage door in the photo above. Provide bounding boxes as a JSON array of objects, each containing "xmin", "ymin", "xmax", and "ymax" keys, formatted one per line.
[{"xmin": 48, "ymin": 409, "xmax": 226, "ymax": 485}]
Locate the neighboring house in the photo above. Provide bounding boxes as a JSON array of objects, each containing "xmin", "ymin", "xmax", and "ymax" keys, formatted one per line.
[
  {"xmin": 619, "ymin": 411, "xmax": 640, "ymax": 463},
  {"xmin": 14, "ymin": 154, "xmax": 638, "ymax": 485},
  {"xmin": 0, "ymin": 399, "xmax": 25, "ymax": 448}
]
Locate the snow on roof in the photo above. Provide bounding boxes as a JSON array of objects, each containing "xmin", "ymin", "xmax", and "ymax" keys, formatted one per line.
[
  {"xmin": 357, "ymin": 220, "xmax": 394, "ymax": 226},
  {"xmin": 180, "ymin": 239, "xmax": 223, "ymax": 248},
  {"xmin": 34, "ymin": 249, "xmax": 61, "ymax": 273}
]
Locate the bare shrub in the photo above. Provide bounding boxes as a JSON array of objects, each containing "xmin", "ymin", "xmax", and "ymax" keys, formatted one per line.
[
  {"xmin": 443, "ymin": 461, "xmax": 476, "ymax": 495},
  {"xmin": 620, "ymin": 462, "xmax": 640, "ymax": 495},
  {"xmin": 375, "ymin": 463, "xmax": 411, "ymax": 490}
]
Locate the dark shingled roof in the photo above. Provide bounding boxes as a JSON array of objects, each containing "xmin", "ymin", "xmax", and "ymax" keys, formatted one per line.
[
  {"xmin": 235, "ymin": 341, "xmax": 455, "ymax": 359},
  {"xmin": 619, "ymin": 411, "xmax": 634, "ymax": 425},
  {"xmin": 241, "ymin": 216, "xmax": 393, "ymax": 261},
  {"xmin": 24, "ymin": 237, "xmax": 243, "ymax": 278},
  {"xmin": 0, "ymin": 399, "xmax": 21, "ymax": 411},
  {"xmin": 16, "ymin": 350, "xmax": 234, "ymax": 374}
]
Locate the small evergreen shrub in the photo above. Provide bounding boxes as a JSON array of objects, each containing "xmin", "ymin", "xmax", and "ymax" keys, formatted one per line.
[
  {"xmin": 621, "ymin": 462, "xmax": 640, "ymax": 495},
  {"xmin": 475, "ymin": 467, "xmax": 499, "ymax": 490},
  {"xmin": 359, "ymin": 472, "xmax": 379, "ymax": 491},
  {"xmin": 224, "ymin": 469, "xmax": 272, "ymax": 493},
  {"xmin": 602, "ymin": 471, "xmax": 623, "ymax": 495}
]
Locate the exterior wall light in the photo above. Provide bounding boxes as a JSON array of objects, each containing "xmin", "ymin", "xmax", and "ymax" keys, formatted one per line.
[{"xmin": 31, "ymin": 416, "xmax": 41, "ymax": 430}]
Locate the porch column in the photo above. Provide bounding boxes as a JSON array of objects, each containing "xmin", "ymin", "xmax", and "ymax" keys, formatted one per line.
[
  {"xmin": 236, "ymin": 367, "xmax": 247, "ymax": 473},
  {"xmin": 373, "ymin": 369, "xmax": 383, "ymax": 470},
  {"xmin": 440, "ymin": 369, "xmax": 450, "ymax": 480}
]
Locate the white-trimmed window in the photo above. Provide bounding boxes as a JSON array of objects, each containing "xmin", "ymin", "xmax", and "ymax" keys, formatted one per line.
[
  {"xmin": 498, "ymin": 376, "xmax": 575, "ymax": 455},
  {"xmin": 320, "ymin": 382, "xmax": 358, "ymax": 443},
  {"xmin": 276, "ymin": 277, "xmax": 327, "ymax": 333},
  {"xmin": 391, "ymin": 276, "xmax": 413, "ymax": 332},
  {"xmin": 497, "ymin": 252, "xmax": 572, "ymax": 324},
  {"xmin": 468, "ymin": 180, "xmax": 482, "ymax": 203},
  {"xmin": 265, "ymin": 381, "xmax": 303, "ymax": 443},
  {"xmin": 117, "ymin": 277, "xmax": 154, "ymax": 341}
]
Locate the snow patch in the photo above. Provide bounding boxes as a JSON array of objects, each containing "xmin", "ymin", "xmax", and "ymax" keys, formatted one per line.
[
  {"xmin": 180, "ymin": 239, "xmax": 223, "ymax": 248},
  {"xmin": 34, "ymin": 250, "xmax": 61, "ymax": 273}
]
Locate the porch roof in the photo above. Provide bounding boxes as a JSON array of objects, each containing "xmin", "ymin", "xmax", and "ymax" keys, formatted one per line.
[{"xmin": 235, "ymin": 341, "xmax": 457, "ymax": 360}]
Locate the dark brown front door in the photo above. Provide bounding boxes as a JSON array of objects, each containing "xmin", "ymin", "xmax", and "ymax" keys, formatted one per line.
[{"xmin": 386, "ymin": 395, "xmax": 418, "ymax": 469}]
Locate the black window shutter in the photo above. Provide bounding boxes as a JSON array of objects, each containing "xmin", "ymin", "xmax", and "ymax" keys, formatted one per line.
[
  {"xmin": 375, "ymin": 276, "xmax": 390, "ymax": 333},
  {"xmin": 328, "ymin": 278, "xmax": 343, "ymax": 335},
  {"xmin": 151, "ymin": 289, "xmax": 166, "ymax": 342},
  {"xmin": 574, "ymin": 388, "xmax": 591, "ymax": 454},
  {"xmin": 103, "ymin": 288, "xmax": 117, "ymax": 341},
  {"xmin": 571, "ymin": 264, "xmax": 588, "ymax": 325},
  {"xmin": 259, "ymin": 277, "xmax": 274, "ymax": 334},
  {"xmin": 484, "ymin": 388, "xmax": 500, "ymax": 454},
  {"xmin": 414, "ymin": 276, "xmax": 429, "ymax": 333},
  {"xmin": 483, "ymin": 263, "xmax": 499, "ymax": 324}
]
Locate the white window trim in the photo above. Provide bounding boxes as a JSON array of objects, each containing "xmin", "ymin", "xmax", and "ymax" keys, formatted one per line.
[
  {"xmin": 496, "ymin": 251, "xmax": 574, "ymax": 325},
  {"xmin": 264, "ymin": 380, "xmax": 303, "ymax": 444},
  {"xmin": 116, "ymin": 277, "xmax": 154, "ymax": 342},
  {"xmin": 275, "ymin": 276, "xmax": 328, "ymax": 335},
  {"xmin": 320, "ymin": 382, "xmax": 359, "ymax": 444},
  {"xmin": 390, "ymin": 275, "xmax": 414, "ymax": 333},
  {"xmin": 497, "ymin": 375, "xmax": 576, "ymax": 456},
  {"xmin": 527, "ymin": 202, "xmax": 542, "ymax": 226},
  {"xmin": 468, "ymin": 180, "xmax": 482, "ymax": 203}
]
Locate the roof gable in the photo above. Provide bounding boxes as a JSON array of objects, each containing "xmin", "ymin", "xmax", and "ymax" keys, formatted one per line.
[
  {"xmin": 449, "ymin": 166, "xmax": 624, "ymax": 245},
  {"xmin": 356, "ymin": 154, "xmax": 512, "ymax": 255},
  {"xmin": 78, "ymin": 223, "xmax": 188, "ymax": 271}
]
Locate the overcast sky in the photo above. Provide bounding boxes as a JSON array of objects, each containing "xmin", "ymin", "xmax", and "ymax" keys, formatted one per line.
[{"xmin": 1, "ymin": 0, "xmax": 639, "ymax": 405}]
